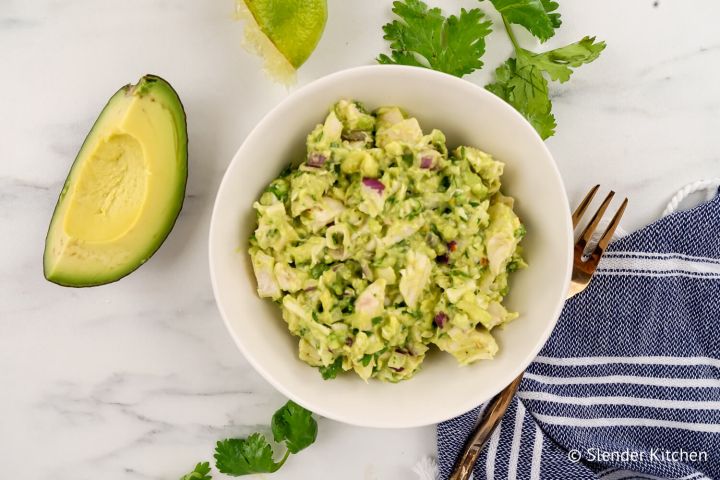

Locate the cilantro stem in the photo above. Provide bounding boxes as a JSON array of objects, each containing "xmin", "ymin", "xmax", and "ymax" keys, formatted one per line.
[
  {"xmin": 501, "ymin": 16, "xmax": 521, "ymax": 55},
  {"xmin": 275, "ymin": 449, "xmax": 291, "ymax": 471}
]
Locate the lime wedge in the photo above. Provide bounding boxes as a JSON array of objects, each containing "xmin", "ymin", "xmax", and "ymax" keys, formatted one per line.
[{"xmin": 236, "ymin": 0, "xmax": 328, "ymax": 84}]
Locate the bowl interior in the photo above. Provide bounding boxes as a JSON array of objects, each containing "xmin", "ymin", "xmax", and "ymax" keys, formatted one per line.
[{"xmin": 209, "ymin": 65, "xmax": 572, "ymax": 428}]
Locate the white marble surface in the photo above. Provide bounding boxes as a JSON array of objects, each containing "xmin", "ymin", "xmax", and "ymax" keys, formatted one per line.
[{"xmin": 1, "ymin": 1, "xmax": 719, "ymax": 479}]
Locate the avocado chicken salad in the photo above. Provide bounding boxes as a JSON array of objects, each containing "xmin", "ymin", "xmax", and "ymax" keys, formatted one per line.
[{"xmin": 248, "ymin": 100, "xmax": 526, "ymax": 382}]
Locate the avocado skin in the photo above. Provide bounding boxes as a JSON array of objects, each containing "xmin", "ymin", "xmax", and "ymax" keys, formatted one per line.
[{"xmin": 43, "ymin": 74, "xmax": 188, "ymax": 287}]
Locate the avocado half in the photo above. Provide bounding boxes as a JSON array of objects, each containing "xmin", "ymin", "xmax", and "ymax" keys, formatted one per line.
[{"xmin": 43, "ymin": 75, "xmax": 188, "ymax": 287}]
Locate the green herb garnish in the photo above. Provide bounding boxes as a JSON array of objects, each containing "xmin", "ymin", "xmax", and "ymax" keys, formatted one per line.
[
  {"xmin": 377, "ymin": 0, "xmax": 604, "ymax": 139},
  {"xmin": 271, "ymin": 400, "xmax": 318, "ymax": 454},
  {"xmin": 213, "ymin": 401, "xmax": 318, "ymax": 476},
  {"xmin": 377, "ymin": 0, "xmax": 492, "ymax": 77},
  {"xmin": 215, "ymin": 434, "xmax": 284, "ymax": 475},
  {"xmin": 361, "ymin": 353, "xmax": 373, "ymax": 366},
  {"xmin": 180, "ymin": 462, "xmax": 212, "ymax": 480},
  {"xmin": 318, "ymin": 357, "xmax": 343, "ymax": 379}
]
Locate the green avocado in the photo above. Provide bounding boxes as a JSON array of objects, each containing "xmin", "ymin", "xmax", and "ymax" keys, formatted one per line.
[{"xmin": 43, "ymin": 75, "xmax": 188, "ymax": 287}]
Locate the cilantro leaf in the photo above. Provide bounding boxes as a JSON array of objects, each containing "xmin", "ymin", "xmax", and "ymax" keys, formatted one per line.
[
  {"xmin": 541, "ymin": 0, "xmax": 562, "ymax": 29},
  {"xmin": 361, "ymin": 353, "xmax": 373, "ymax": 366},
  {"xmin": 180, "ymin": 462, "xmax": 212, "ymax": 480},
  {"xmin": 271, "ymin": 400, "xmax": 318, "ymax": 454},
  {"xmin": 486, "ymin": 58, "xmax": 556, "ymax": 139},
  {"xmin": 377, "ymin": 0, "xmax": 492, "ymax": 77},
  {"xmin": 310, "ymin": 263, "xmax": 329, "ymax": 279},
  {"xmin": 520, "ymin": 36, "xmax": 606, "ymax": 83},
  {"xmin": 265, "ymin": 180, "xmax": 289, "ymax": 202},
  {"xmin": 379, "ymin": 50, "xmax": 424, "ymax": 69},
  {"xmin": 214, "ymin": 433, "xmax": 285, "ymax": 476},
  {"xmin": 318, "ymin": 357, "xmax": 343, "ymax": 380},
  {"xmin": 488, "ymin": 0, "xmax": 561, "ymax": 42}
]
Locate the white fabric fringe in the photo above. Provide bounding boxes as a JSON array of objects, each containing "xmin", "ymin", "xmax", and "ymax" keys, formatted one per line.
[{"xmin": 413, "ymin": 456, "xmax": 441, "ymax": 480}]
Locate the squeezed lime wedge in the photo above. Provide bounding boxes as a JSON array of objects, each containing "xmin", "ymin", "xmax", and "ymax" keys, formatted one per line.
[{"xmin": 236, "ymin": 0, "xmax": 328, "ymax": 84}]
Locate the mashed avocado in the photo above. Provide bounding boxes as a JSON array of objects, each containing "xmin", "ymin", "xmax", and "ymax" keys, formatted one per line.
[{"xmin": 249, "ymin": 100, "xmax": 526, "ymax": 382}]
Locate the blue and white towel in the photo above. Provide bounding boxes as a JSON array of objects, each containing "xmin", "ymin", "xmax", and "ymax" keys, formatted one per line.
[{"xmin": 437, "ymin": 188, "xmax": 720, "ymax": 480}]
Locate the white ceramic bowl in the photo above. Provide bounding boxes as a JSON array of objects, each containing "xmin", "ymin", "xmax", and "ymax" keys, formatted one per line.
[{"xmin": 209, "ymin": 65, "xmax": 572, "ymax": 428}]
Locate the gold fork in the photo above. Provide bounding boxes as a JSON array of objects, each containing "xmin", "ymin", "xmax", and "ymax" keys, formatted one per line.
[{"xmin": 449, "ymin": 185, "xmax": 628, "ymax": 480}]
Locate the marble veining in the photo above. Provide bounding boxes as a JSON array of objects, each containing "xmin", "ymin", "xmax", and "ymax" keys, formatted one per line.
[{"xmin": 1, "ymin": 0, "xmax": 719, "ymax": 478}]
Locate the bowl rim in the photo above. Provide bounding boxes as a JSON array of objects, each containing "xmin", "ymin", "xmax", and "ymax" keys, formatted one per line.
[{"xmin": 209, "ymin": 64, "xmax": 573, "ymax": 428}]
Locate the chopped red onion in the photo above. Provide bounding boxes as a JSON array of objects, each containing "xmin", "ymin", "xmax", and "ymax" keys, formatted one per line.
[
  {"xmin": 362, "ymin": 177, "xmax": 385, "ymax": 193},
  {"xmin": 420, "ymin": 155, "xmax": 433, "ymax": 169},
  {"xmin": 307, "ymin": 152, "xmax": 327, "ymax": 167},
  {"xmin": 434, "ymin": 312, "xmax": 448, "ymax": 328},
  {"xmin": 448, "ymin": 240, "xmax": 457, "ymax": 252},
  {"xmin": 436, "ymin": 254, "xmax": 449, "ymax": 264}
]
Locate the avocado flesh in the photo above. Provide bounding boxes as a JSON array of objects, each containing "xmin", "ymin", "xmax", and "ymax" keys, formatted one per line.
[{"xmin": 43, "ymin": 75, "xmax": 188, "ymax": 287}]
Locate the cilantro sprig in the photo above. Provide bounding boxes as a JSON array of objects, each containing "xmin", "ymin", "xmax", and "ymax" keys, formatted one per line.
[
  {"xmin": 214, "ymin": 401, "xmax": 317, "ymax": 476},
  {"xmin": 377, "ymin": 0, "xmax": 492, "ymax": 77},
  {"xmin": 377, "ymin": 0, "xmax": 605, "ymax": 139},
  {"xmin": 180, "ymin": 462, "xmax": 212, "ymax": 480},
  {"xmin": 183, "ymin": 400, "xmax": 317, "ymax": 478},
  {"xmin": 487, "ymin": 14, "xmax": 605, "ymax": 138}
]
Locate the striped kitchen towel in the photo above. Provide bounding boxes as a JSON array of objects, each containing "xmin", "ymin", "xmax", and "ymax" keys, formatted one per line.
[{"xmin": 437, "ymin": 188, "xmax": 720, "ymax": 480}]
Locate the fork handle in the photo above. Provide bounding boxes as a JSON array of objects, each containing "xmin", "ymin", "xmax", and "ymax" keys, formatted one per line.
[{"xmin": 448, "ymin": 374, "xmax": 524, "ymax": 480}]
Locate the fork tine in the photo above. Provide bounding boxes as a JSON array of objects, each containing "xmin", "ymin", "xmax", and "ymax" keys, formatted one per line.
[
  {"xmin": 572, "ymin": 184, "xmax": 600, "ymax": 228},
  {"xmin": 597, "ymin": 198, "xmax": 628, "ymax": 252},
  {"xmin": 579, "ymin": 190, "xmax": 615, "ymax": 244}
]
